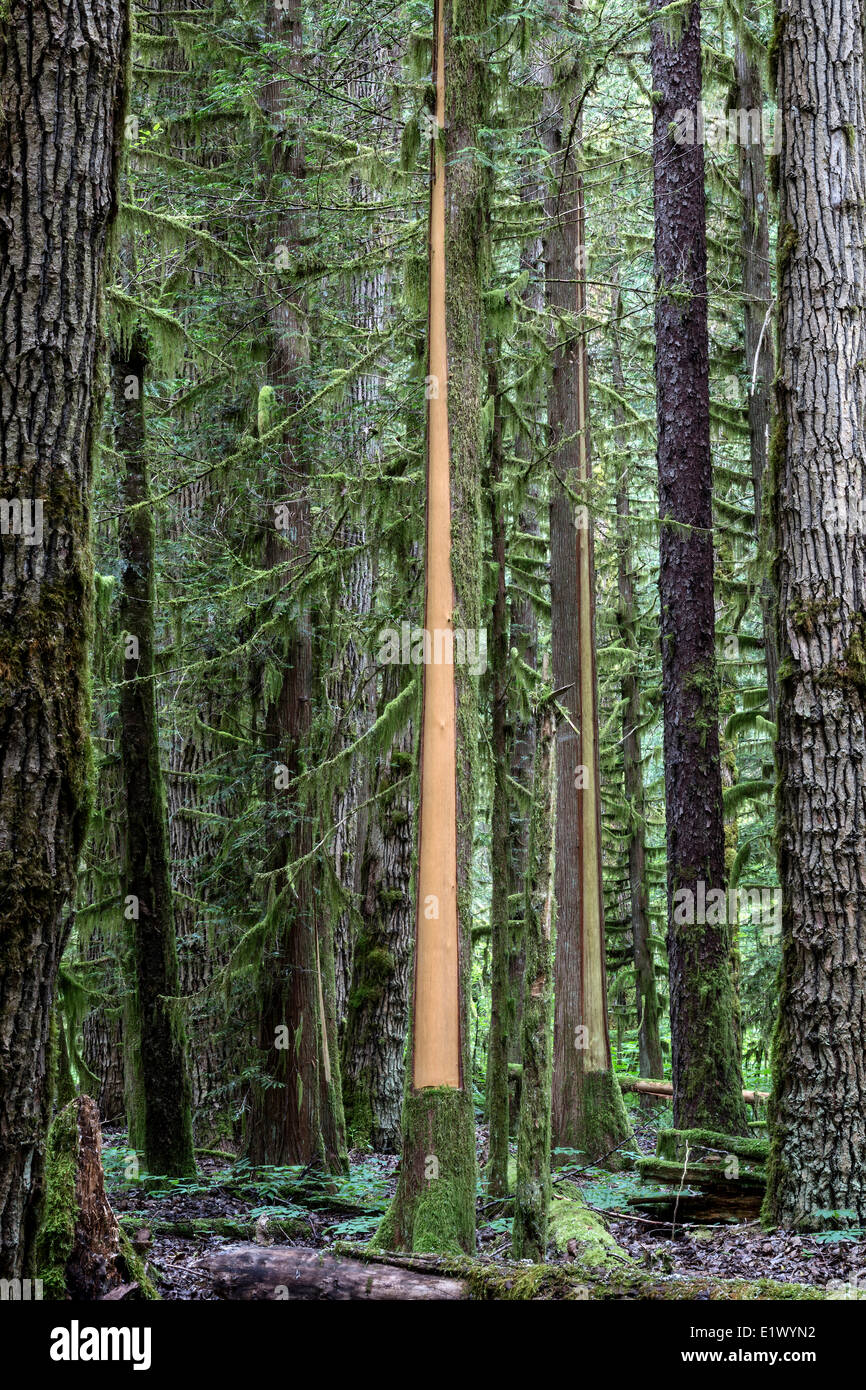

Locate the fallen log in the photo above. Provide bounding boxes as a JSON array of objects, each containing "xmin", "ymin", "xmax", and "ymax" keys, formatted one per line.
[
  {"xmin": 618, "ymin": 1076, "xmax": 769, "ymax": 1106},
  {"xmin": 199, "ymin": 1244, "xmax": 844, "ymax": 1300},
  {"xmin": 202, "ymin": 1246, "xmax": 468, "ymax": 1300}
]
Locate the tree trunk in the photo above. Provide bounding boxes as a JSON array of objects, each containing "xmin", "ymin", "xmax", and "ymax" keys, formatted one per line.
[
  {"xmin": 246, "ymin": 0, "xmax": 345, "ymax": 1170},
  {"xmin": 612, "ymin": 281, "xmax": 663, "ymax": 1085},
  {"xmin": 341, "ymin": 673, "xmax": 414, "ymax": 1151},
  {"xmin": 512, "ymin": 705, "xmax": 556, "ymax": 1259},
  {"xmin": 485, "ymin": 357, "xmax": 512, "ymax": 1195},
  {"xmin": 649, "ymin": 0, "xmax": 748, "ymax": 1135},
  {"xmin": 114, "ymin": 334, "xmax": 195, "ymax": 1177},
  {"xmin": 373, "ymin": 0, "xmax": 488, "ymax": 1253},
  {"xmin": 763, "ymin": 0, "xmax": 866, "ymax": 1228},
  {"xmin": 734, "ymin": 19, "xmax": 778, "ymax": 724},
  {"xmin": 545, "ymin": 17, "xmax": 630, "ymax": 1162},
  {"xmin": 0, "ymin": 0, "xmax": 130, "ymax": 1278}
]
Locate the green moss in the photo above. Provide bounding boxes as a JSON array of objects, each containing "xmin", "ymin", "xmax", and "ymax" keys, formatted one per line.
[
  {"xmin": 371, "ymin": 1088, "xmax": 476, "ymax": 1256},
  {"xmin": 35, "ymin": 1102, "xmax": 79, "ymax": 1300},
  {"xmin": 548, "ymin": 1189, "xmax": 635, "ymax": 1268},
  {"xmin": 657, "ymin": 1128, "xmax": 768, "ymax": 1164},
  {"xmin": 117, "ymin": 1228, "xmax": 160, "ymax": 1300}
]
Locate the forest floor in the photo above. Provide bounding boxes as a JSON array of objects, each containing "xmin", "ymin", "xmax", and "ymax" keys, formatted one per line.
[{"xmin": 103, "ymin": 1117, "xmax": 866, "ymax": 1300}]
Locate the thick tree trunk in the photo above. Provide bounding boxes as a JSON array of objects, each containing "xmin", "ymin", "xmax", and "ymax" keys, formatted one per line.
[
  {"xmin": 373, "ymin": 0, "xmax": 487, "ymax": 1253},
  {"xmin": 246, "ymin": 0, "xmax": 345, "ymax": 1170},
  {"xmin": 763, "ymin": 0, "xmax": 866, "ymax": 1227},
  {"xmin": 0, "ymin": 0, "xmax": 130, "ymax": 1278},
  {"xmin": 114, "ymin": 335, "xmax": 195, "ymax": 1177},
  {"xmin": 649, "ymin": 0, "xmax": 748, "ymax": 1135}
]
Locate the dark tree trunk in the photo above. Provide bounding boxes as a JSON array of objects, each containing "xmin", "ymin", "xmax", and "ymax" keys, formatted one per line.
[
  {"xmin": 764, "ymin": 0, "xmax": 866, "ymax": 1227},
  {"xmin": 114, "ymin": 334, "xmax": 195, "ymax": 1177},
  {"xmin": 341, "ymin": 674, "xmax": 414, "ymax": 1152},
  {"xmin": 0, "ymin": 0, "xmax": 130, "ymax": 1278},
  {"xmin": 649, "ymin": 0, "xmax": 748, "ymax": 1135}
]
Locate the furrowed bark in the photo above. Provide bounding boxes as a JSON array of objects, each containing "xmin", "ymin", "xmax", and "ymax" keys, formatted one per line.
[
  {"xmin": 649, "ymin": 0, "xmax": 748, "ymax": 1135},
  {"xmin": 764, "ymin": 0, "xmax": 866, "ymax": 1228},
  {"xmin": 0, "ymin": 0, "xmax": 130, "ymax": 1278}
]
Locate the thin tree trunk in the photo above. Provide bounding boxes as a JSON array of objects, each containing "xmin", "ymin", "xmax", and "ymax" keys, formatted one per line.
[
  {"xmin": 485, "ymin": 356, "xmax": 512, "ymax": 1195},
  {"xmin": 611, "ymin": 279, "xmax": 663, "ymax": 1085},
  {"xmin": 649, "ymin": 0, "xmax": 748, "ymax": 1135},
  {"xmin": 734, "ymin": 20, "xmax": 778, "ymax": 724},
  {"xmin": 114, "ymin": 334, "xmax": 195, "ymax": 1177},
  {"xmin": 0, "ymin": 0, "xmax": 130, "ymax": 1278},
  {"xmin": 764, "ymin": 0, "xmax": 866, "ymax": 1227}
]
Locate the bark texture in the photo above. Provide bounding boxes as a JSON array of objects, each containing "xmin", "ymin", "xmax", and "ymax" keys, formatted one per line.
[
  {"xmin": 764, "ymin": 0, "xmax": 866, "ymax": 1227},
  {"xmin": 649, "ymin": 0, "xmax": 748, "ymax": 1135},
  {"xmin": 0, "ymin": 0, "xmax": 130, "ymax": 1278}
]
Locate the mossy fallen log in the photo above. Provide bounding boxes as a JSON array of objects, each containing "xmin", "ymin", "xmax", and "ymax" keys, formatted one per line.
[
  {"xmin": 636, "ymin": 1158, "xmax": 766, "ymax": 1196},
  {"xmin": 198, "ymin": 1243, "xmax": 844, "ymax": 1300},
  {"xmin": 656, "ymin": 1128, "xmax": 768, "ymax": 1166},
  {"xmin": 118, "ymin": 1214, "xmax": 309, "ymax": 1241}
]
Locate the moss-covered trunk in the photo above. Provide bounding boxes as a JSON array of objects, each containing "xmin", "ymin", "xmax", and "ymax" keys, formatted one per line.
[
  {"xmin": 649, "ymin": 0, "xmax": 748, "ymax": 1135},
  {"xmin": 374, "ymin": 0, "xmax": 488, "ymax": 1254},
  {"xmin": 485, "ymin": 357, "xmax": 512, "ymax": 1196},
  {"xmin": 0, "ymin": 0, "xmax": 130, "ymax": 1278},
  {"xmin": 341, "ymin": 671, "xmax": 414, "ymax": 1151},
  {"xmin": 115, "ymin": 334, "xmax": 195, "ymax": 1177},
  {"xmin": 246, "ymin": 0, "xmax": 346, "ymax": 1171},
  {"xmin": 512, "ymin": 705, "xmax": 556, "ymax": 1260}
]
